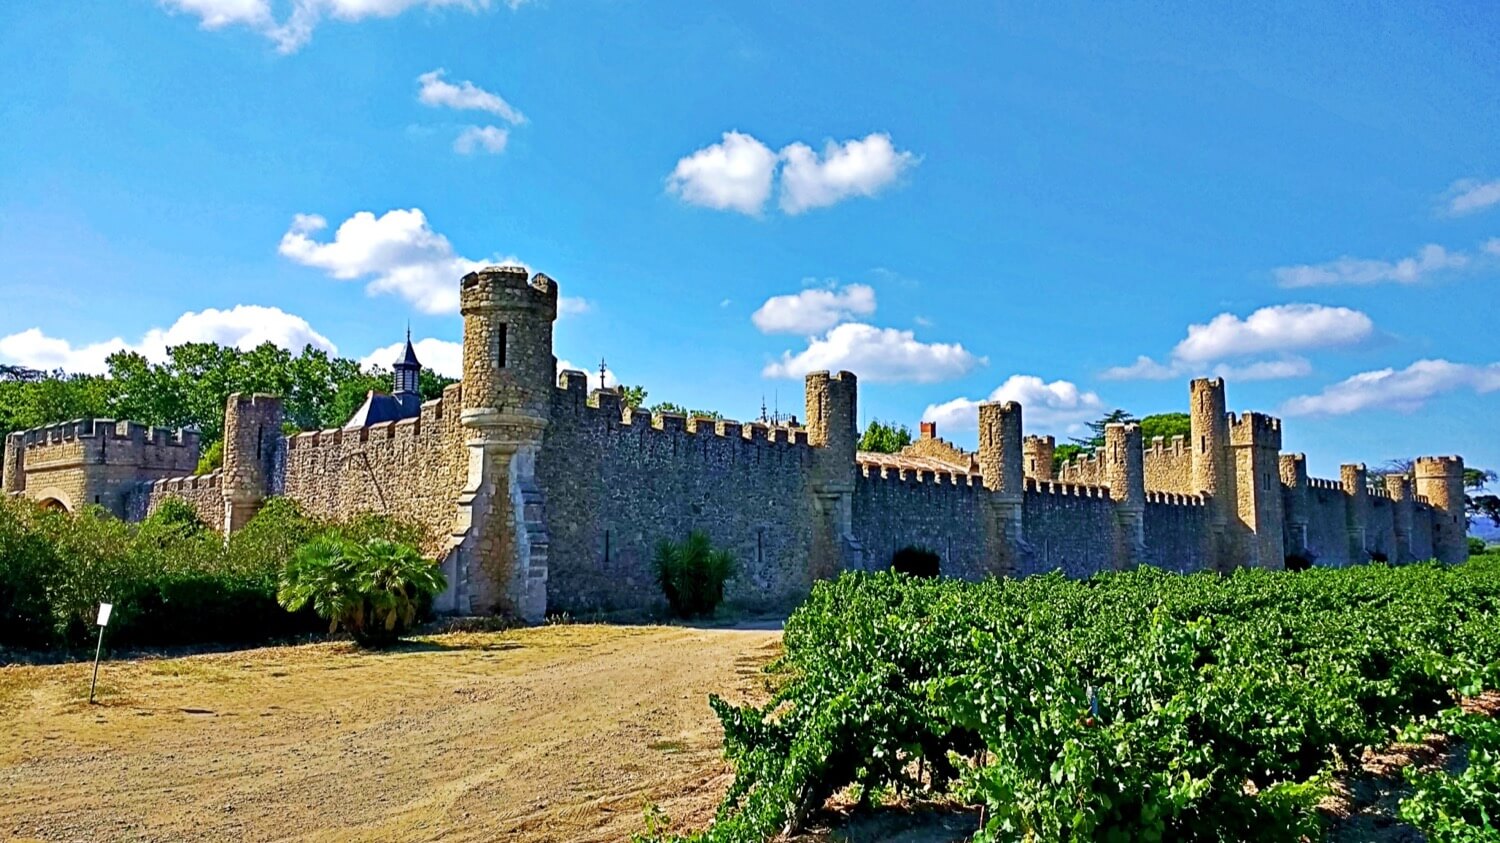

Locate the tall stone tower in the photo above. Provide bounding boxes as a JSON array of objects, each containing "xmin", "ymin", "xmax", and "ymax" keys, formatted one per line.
[
  {"xmin": 1279, "ymin": 453, "xmax": 1310, "ymax": 560},
  {"xmin": 446, "ymin": 266, "xmax": 558, "ymax": 621},
  {"xmin": 220, "ymin": 394, "xmax": 285, "ymax": 533},
  {"xmin": 1341, "ymin": 463, "xmax": 1370, "ymax": 563},
  {"xmin": 1385, "ymin": 473, "xmax": 1415, "ymax": 563},
  {"xmin": 978, "ymin": 401, "xmax": 1024, "ymax": 575},
  {"xmin": 1189, "ymin": 378, "xmax": 1232, "ymax": 570},
  {"xmin": 1414, "ymin": 456, "xmax": 1468, "ymax": 564},
  {"xmin": 1105, "ymin": 422, "xmax": 1145, "ymax": 568},
  {"xmin": 805, "ymin": 371, "xmax": 861, "ymax": 578},
  {"xmin": 1229, "ymin": 412, "xmax": 1284, "ymax": 569},
  {"xmin": 2, "ymin": 431, "xmax": 22, "ymax": 495}
]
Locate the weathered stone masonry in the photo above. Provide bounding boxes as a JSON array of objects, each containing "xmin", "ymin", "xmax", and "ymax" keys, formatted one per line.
[{"xmin": 1, "ymin": 269, "xmax": 1471, "ymax": 622}]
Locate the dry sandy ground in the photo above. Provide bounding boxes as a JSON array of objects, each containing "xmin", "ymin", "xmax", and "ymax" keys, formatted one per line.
[{"xmin": 0, "ymin": 624, "xmax": 780, "ymax": 843}]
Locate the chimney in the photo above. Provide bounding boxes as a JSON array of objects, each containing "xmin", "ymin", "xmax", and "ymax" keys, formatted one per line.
[{"xmin": 919, "ymin": 421, "xmax": 937, "ymax": 440}]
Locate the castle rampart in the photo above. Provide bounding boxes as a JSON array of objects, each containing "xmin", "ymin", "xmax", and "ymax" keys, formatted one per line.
[{"xmin": 1, "ymin": 268, "xmax": 1473, "ymax": 620}]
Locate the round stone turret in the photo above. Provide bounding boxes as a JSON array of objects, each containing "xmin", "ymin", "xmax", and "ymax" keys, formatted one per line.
[
  {"xmin": 459, "ymin": 266, "xmax": 559, "ymax": 431},
  {"xmin": 1189, "ymin": 377, "xmax": 1229, "ymax": 505}
]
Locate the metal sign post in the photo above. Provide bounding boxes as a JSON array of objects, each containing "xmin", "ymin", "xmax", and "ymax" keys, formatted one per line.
[{"xmin": 89, "ymin": 603, "xmax": 112, "ymax": 705}]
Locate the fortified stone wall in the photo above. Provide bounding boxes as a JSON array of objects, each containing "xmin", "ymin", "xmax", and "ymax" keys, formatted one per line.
[
  {"xmin": 1143, "ymin": 436, "xmax": 1194, "ymax": 494},
  {"xmin": 1410, "ymin": 502, "xmax": 1435, "ymax": 560},
  {"xmin": 280, "ymin": 384, "xmax": 468, "ymax": 553},
  {"xmin": 1305, "ymin": 479, "xmax": 1352, "ymax": 566},
  {"xmin": 852, "ymin": 466, "xmax": 988, "ymax": 581},
  {"xmin": 129, "ymin": 471, "xmax": 225, "ymax": 530},
  {"xmin": 1020, "ymin": 480, "xmax": 1116, "ymax": 578},
  {"xmin": 1143, "ymin": 492, "xmax": 1209, "ymax": 573},
  {"xmin": 538, "ymin": 373, "xmax": 819, "ymax": 615},
  {"xmin": 1057, "ymin": 452, "xmax": 1106, "ymax": 486},
  {"xmin": 1367, "ymin": 492, "xmax": 1397, "ymax": 559},
  {"xmin": 9, "ymin": 420, "xmax": 200, "ymax": 515}
]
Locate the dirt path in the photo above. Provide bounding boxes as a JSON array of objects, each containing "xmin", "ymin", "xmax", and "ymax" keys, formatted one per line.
[{"xmin": 0, "ymin": 625, "xmax": 780, "ymax": 843}]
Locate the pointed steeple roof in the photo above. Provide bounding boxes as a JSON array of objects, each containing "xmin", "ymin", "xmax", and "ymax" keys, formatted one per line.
[{"xmin": 395, "ymin": 328, "xmax": 421, "ymax": 369}]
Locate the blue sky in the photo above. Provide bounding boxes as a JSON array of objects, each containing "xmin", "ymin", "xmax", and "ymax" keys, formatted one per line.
[{"xmin": 1, "ymin": 1, "xmax": 1498, "ymax": 478}]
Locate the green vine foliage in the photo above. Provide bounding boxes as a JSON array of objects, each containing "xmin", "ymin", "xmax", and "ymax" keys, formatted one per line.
[{"xmin": 667, "ymin": 556, "xmax": 1500, "ymax": 843}]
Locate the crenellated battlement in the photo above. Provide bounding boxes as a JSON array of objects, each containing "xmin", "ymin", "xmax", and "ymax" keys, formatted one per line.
[
  {"xmin": 1307, "ymin": 476, "xmax": 1343, "ymax": 492},
  {"xmin": 1145, "ymin": 490, "xmax": 1205, "ymax": 506},
  {"xmin": 1146, "ymin": 435, "xmax": 1191, "ymax": 459},
  {"xmin": 19, "ymin": 419, "xmax": 199, "ymax": 450},
  {"xmin": 1024, "ymin": 477, "xmax": 1113, "ymax": 499},
  {"xmin": 147, "ymin": 470, "xmax": 223, "ymax": 493},
  {"xmin": 1228, "ymin": 411, "xmax": 1283, "ymax": 448}
]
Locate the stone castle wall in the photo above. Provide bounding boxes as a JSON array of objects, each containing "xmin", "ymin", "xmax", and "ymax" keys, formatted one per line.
[
  {"xmin": 851, "ymin": 467, "xmax": 988, "ymax": 581},
  {"xmin": 129, "ymin": 471, "xmax": 226, "ymax": 530},
  {"xmin": 280, "ymin": 385, "xmax": 468, "ymax": 553},
  {"xmin": 538, "ymin": 373, "xmax": 820, "ymax": 615},
  {"xmin": 1143, "ymin": 436, "xmax": 1194, "ymax": 494},
  {"xmin": 1020, "ymin": 481, "xmax": 1117, "ymax": 578},
  {"xmin": 1, "ymin": 269, "xmax": 1474, "ymax": 624}
]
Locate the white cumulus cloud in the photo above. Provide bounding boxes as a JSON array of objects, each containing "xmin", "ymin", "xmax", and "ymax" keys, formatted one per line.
[
  {"xmin": 1281, "ymin": 359, "xmax": 1500, "ymax": 416},
  {"xmin": 922, "ymin": 375, "xmax": 1105, "ymax": 434},
  {"xmin": 1273, "ymin": 244, "xmax": 1469, "ymax": 288},
  {"xmin": 763, "ymin": 323, "xmax": 982, "ymax": 383},
  {"xmin": 1173, "ymin": 304, "xmax": 1374, "ymax": 362},
  {"xmin": 665, "ymin": 131, "xmax": 778, "ymax": 216},
  {"xmin": 778, "ymin": 133, "xmax": 919, "ymax": 215},
  {"xmin": 1102, "ymin": 304, "xmax": 1372, "ymax": 382},
  {"xmin": 1445, "ymin": 177, "xmax": 1500, "ymax": 216},
  {"xmin": 453, "ymin": 125, "xmax": 509, "ymax": 155},
  {"xmin": 278, "ymin": 208, "xmax": 536, "ymax": 315},
  {"xmin": 0, "ymin": 305, "xmax": 336, "ymax": 374},
  {"xmin": 161, "ymin": 0, "xmax": 514, "ymax": 53},
  {"xmin": 360, "ymin": 337, "xmax": 463, "ymax": 378},
  {"xmin": 417, "ymin": 69, "xmax": 525, "ymax": 123},
  {"xmin": 751, "ymin": 283, "xmax": 876, "ymax": 334}
]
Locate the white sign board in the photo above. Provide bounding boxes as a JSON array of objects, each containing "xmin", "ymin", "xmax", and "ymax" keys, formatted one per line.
[{"xmin": 96, "ymin": 603, "xmax": 112, "ymax": 627}]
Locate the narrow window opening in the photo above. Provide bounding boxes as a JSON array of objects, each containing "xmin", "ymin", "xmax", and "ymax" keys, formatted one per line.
[
  {"xmin": 256, "ymin": 425, "xmax": 263, "ymax": 459},
  {"xmin": 604, "ymin": 529, "xmax": 610, "ymax": 564},
  {"xmin": 756, "ymin": 529, "xmax": 764, "ymax": 566},
  {"xmin": 497, "ymin": 323, "xmax": 508, "ymax": 368}
]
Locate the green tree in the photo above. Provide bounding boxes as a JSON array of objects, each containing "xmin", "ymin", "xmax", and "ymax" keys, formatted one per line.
[
  {"xmin": 1053, "ymin": 442, "xmax": 1086, "ymax": 472},
  {"xmin": 1070, "ymin": 409, "xmax": 1137, "ymax": 450},
  {"xmin": 1139, "ymin": 412, "xmax": 1190, "ymax": 441},
  {"xmin": 858, "ymin": 419, "xmax": 912, "ymax": 454},
  {"xmin": 618, "ymin": 384, "xmax": 648, "ymax": 410}
]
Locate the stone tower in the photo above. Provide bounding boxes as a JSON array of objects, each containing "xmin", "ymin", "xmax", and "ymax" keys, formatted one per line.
[
  {"xmin": 1189, "ymin": 378, "xmax": 1232, "ymax": 570},
  {"xmin": 1341, "ymin": 463, "xmax": 1369, "ymax": 563},
  {"xmin": 1105, "ymin": 422, "xmax": 1145, "ymax": 568},
  {"xmin": 1229, "ymin": 412, "xmax": 1284, "ymax": 569},
  {"xmin": 220, "ymin": 394, "xmax": 285, "ymax": 533},
  {"xmin": 1279, "ymin": 453, "xmax": 1310, "ymax": 560},
  {"xmin": 805, "ymin": 371, "xmax": 861, "ymax": 578},
  {"xmin": 446, "ymin": 266, "xmax": 558, "ymax": 621},
  {"xmin": 1385, "ymin": 473, "xmax": 1415, "ymax": 563},
  {"xmin": 978, "ymin": 401, "xmax": 1024, "ymax": 574},
  {"xmin": 393, "ymin": 331, "xmax": 422, "ymax": 417},
  {"xmin": 1414, "ymin": 456, "xmax": 1468, "ymax": 564},
  {"xmin": 1023, "ymin": 434, "xmax": 1056, "ymax": 481},
  {"xmin": 2, "ymin": 431, "xmax": 22, "ymax": 495}
]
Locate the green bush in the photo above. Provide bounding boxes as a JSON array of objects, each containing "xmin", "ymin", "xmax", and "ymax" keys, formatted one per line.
[
  {"xmin": 653, "ymin": 531, "xmax": 736, "ymax": 618},
  {"xmin": 891, "ymin": 545, "xmax": 940, "ymax": 578},
  {"xmin": 0, "ymin": 494, "xmax": 429, "ymax": 653},
  {"xmin": 278, "ymin": 535, "xmax": 446, "ymax": 647},
  {"xmin": 1470, "ymin": 536, "xmax": 1488, "ymax": 556}
]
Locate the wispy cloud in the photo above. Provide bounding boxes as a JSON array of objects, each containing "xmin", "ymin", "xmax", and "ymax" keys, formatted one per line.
[
  {"xmin": 1281, "ymin": 359, "xmax": 1500, "ymax": 416},
  {"xmin": 1272, "ymin": 243, "xmax": 1469, "ymax": 288},
  {"xmin": 751, "ymin": 283, "xmax": 876, "ymax": 334},
  {"xmin": 1444, "ymin": 177, "xmax": 1500, "ymax": 216},
  {"xmin": 160, "ymin": 0, "xmax": 517, "ymax": 54},
  {"xmin": 763, "ymin": 323, "xmax": 982, "ymax": 383}
]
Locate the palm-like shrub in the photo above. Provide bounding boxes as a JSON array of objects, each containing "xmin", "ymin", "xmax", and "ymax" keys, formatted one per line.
[
  {"xmin": 278, "ymin": 536, "xmax": 446, "ymax": 647},
  {"xmin": 653, "ymin": 531, "xmax": 735, "ymax": 618}
]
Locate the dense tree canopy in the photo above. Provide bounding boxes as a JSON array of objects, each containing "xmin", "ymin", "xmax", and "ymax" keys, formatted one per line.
[
  {"xmin": 0, "ymin": 342, "xmax": 455, "ymax": 451},
  {"xmin": 858, "ymin": 419, "xmax": 913, "ymax": 454}
]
